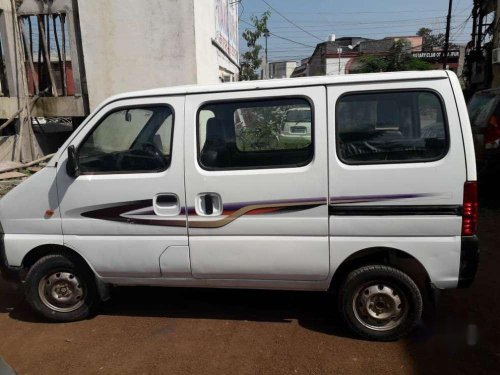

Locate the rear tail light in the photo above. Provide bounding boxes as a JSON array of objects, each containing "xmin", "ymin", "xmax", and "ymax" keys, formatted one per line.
[
  {"xmin": 462, "ymin": 181, "xmax": 478, "ymax": 236},
  {"xmin": 484, "ymin": 115, "xmax": 500, "ymax": 149}
]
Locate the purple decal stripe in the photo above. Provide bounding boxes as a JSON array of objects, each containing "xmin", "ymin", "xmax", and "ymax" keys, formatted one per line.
[
  {"xmin": 330, "ymin": 193, "xmax": 433, "ymax": 205},
  {"xmin": 222, "ymin": 197, "xmax": 327, "ymax": 212},
  {"xmin": 80, "ymin": 198, "xmax": 327, "ymax": 228}
]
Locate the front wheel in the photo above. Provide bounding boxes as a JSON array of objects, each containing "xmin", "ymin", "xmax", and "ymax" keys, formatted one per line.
[
  {"xmin": 24, "ymin": 254, "xmax": 98, "ymax": 322},
  {"xmin": 339, "ymin": 265, "xmax": 423, "ymax": 341}
]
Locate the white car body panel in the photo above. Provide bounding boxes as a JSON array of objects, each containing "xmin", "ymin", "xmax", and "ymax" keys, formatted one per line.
[
  {"xmin": 184, "ymin": 86, "xmax": 329, "ymax": 281},
  {"xmin": 55, "ymin": 96, "xmax": 188, "ymax": 278},
  {"xmin": 3, "ymin": 234, "xmax": 63, "ymax": 266},
  {"xmin": 329, "ymin": 236, "xmax": 461, "ymax": 289}
]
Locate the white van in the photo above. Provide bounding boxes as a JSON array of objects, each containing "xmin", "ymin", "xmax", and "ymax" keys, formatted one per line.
[{"xmin": 0, "ymin": 71, "xmax": 479, "ymax": 341}]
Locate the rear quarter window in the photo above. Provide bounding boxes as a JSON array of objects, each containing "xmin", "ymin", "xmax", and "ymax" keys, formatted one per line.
[
  {"xmin": 467, "ymin": 93, "xmax": 497, "ymax": 127},
  {"xmin": 336, "ymin": 90, "xmax": 448, "ymax": 164}
]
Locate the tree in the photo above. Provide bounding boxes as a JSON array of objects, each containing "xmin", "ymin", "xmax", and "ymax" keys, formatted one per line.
[
  {"xmin": 350, "ymin": 55, "xmax": 389, "ymax": 73},
  {"xmin": 350, "ymin": 39, "xmax": 433, "ymax": 73},
  {"xmin": 387, "ymin": 39, "xmax": 412, "ymax": 71},
  {"xmin": 417, "ymin": 27, "xmax": 457, "ymax": 52},
  {"xmin": 240, "ymin": 11, "xmax": 271, "ymax": 81}
]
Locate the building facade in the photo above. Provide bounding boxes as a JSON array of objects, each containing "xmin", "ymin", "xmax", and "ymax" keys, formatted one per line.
[
  {"xmin": 292, "ymin": 35, "xmax": 464, "ymax": 78},
  {"xmin": 464, "ymin": 0, "xmax": 496, "ymax": 93},
  {"xmin": 0, "ymin": 0, "xmax": 239, "ymax": 161},
  {"xmin": 267, "ymin": 60, "xmax": 298, "ymax": 79},
  {"xmin": 73, "ymin": 0, "xmax": 240, "ymax": 110}
]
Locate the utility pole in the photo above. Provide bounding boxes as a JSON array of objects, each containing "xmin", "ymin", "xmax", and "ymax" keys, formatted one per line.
[
  {"xmin": 263, "ymin": 28, "xmax": 270, "ymax": 79},
  {"xmin": 337, "ymin": 47, "xmax": 343, "ymax": 74},
  {"xmin": 443, "ymin": 0, "xmax": 453, "ymax": 69}
]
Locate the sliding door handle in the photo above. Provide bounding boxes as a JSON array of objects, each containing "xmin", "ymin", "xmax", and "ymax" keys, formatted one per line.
[
  {"xmin": 196, "ymin": 193, "xmax": 223, "ymax": 216},
  {"xmin": 204, "ymin": 194, "xmax": 214, "ymax": 215}
]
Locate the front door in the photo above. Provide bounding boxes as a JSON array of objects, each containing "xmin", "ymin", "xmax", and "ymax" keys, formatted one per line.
[
  {"xmin": 184, "ymin": 86, "xmax": 329, "ymax": 281},
  {"xmin": 56, "ymin": 96, "xmax": 188, "ymax": 278}
]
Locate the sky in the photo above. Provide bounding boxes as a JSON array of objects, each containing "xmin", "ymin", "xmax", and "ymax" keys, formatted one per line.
[{"xmin": 238, "ymin": 0, "xmax": 476, "ymax": 62}]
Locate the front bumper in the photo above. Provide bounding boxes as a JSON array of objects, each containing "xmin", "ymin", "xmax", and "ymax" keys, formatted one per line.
[
  {"xmin": 0, "ymin": 233, "xmax": 23, "ymax": 283},
  {"xmin": 457, "ymin": 235, "xmax": 479, "ymax": 288}
]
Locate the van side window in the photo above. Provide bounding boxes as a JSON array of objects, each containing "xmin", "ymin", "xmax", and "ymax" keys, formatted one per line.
[
  {"xmin": 336, "ymin": 91, "xmax": 448, "ymax": 164},
  {"xmin": 198, "ymin": 98, "xmax": 313, "ymax": 169},
  {"xmin": 78, "ymin": 106, "xmax": 173, "ymax": 173}
]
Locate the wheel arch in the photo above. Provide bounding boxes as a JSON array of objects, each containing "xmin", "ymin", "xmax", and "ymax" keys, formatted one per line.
[
  {"xmin": 21, "ymin": 244, "xmax": 110, "ymax": 300},
  {"xmin": 330, "ymin": 246, "xmax": 431, "ymax": 292},
  {"xmin": 23, "ymin": 244, "xmax": 91, "ymax": 270}
]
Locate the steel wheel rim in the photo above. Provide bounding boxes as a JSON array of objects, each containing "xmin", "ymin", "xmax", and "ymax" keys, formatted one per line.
[
  {"xmin": 38, "ymin": 271, "xmax": 86, "ymax": 313},
  {"xmin": 352, "ymin": 282, "xmax": 408, "ymax": 332}
]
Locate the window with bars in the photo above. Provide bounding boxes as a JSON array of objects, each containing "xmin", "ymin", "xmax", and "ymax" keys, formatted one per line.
[{"xmin": 19, "ymin": 14, "xmax": 73, "ymax": 97}]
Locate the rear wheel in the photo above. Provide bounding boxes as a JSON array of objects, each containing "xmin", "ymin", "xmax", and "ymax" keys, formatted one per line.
[
  {"xmin": 24, "ymin": 254, "xmax": 98, "ymax": 322},
  {"xmin": 339, "ymin": 265, "xmax": 422, "ymax": 341}
]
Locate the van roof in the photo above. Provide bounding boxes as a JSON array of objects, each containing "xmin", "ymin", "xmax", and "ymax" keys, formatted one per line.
[{"xmin": 106, "ymin": 70, "xmax": 449, "ymax": 103}]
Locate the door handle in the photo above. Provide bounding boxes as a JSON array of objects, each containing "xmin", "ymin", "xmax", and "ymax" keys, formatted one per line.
[
  {"xmin": 196, "ymin": 193, "xmax": 223, "ymax": 216},
  {"xmin": 204, "ymin": 195, "xmax": 214, "ymax": 215},
  {"xmin": 154, "ymin": 193, "xmax": 180, "ymax": 216}
]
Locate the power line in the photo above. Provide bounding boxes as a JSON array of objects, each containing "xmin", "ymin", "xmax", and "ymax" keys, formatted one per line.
[
  {"xmin": 250, "ymin": 17, "xmax": 469, "ymax": 28},
  {"xmin": 260, "ymin": 0, "xmax": 324, "ymax": 42},
  {"xmin": 450, "ymin": 13, "xmax": 472, "ymax": 41},
  {"xmin": 259, "ymin": 24, "xmax": 451, "ymax": 34},
  {"xmin": 240, "ymin": 19, "xmax": 316, "ymax": 48},
  {"xmin": 258, "ymin": 7, "xmax": 472, "ymax": 15}
]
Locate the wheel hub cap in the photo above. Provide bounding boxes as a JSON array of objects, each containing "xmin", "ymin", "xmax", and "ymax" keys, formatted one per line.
[
  {"xmin": 38, "ymin": 272, "xmax": 85, "ymax": 313},
  {"xmin": 353, "ymin": 283, "xmax": 406, "ymax": 331}
]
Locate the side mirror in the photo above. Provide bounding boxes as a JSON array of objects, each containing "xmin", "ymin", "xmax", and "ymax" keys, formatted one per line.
[{"xmin": 66, "ymin": 145, "xmax": 80, "ymax": 178}]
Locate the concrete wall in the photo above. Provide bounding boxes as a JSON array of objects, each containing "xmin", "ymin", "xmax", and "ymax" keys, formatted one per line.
[
  {"xmin": 325, "ymin": 57, "xmax": 351, "ymax": 75},
  {"xmin": 194, "ymin": 0, "xmax": 239, "ymax": 83},
  {"xmin": 269, "ymin": 61, "xmax": 298, "ymax": 79},
  {"xmin": 78, "ymin": 0, "xmax": 198, "ymax": 109},
  {"xmin": 193, "ymin": 0, "xmax": 219, "ymax": 84}
]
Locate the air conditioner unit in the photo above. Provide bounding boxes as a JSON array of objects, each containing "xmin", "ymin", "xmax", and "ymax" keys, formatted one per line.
[{"xmin": 492, "ymin": 48, "xmax": 500, "ymax": 64}]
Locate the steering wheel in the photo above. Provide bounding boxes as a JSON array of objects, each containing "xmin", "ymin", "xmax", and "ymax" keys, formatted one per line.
[
  {"xmin": 115, "ymin": 143, "xmax": 167, "ymax": 171},
  {"xmin": 141, "ymin": 142, "xmax": 167, "ymax": 169}
]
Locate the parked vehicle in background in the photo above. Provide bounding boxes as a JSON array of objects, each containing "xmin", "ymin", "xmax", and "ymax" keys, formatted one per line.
[
  {"xmin": 279, "ymin": 107, "xmax": 312, "ymax": 147},
  {"xmin": 0, "ymin": 71, "xmax": 479, "ymax": 341},
  {"xmin": 467, "ymin": 88, "xmax": 500, "ymax": 175}
]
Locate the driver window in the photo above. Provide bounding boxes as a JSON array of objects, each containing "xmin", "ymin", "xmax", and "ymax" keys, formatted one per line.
[{"xmin": 78, "ymin": 106, "xmax": 174, "ymax": 174}]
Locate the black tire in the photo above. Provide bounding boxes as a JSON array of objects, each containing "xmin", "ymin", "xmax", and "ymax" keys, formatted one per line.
[
  {"xmin": 338, "ymin": 265, "xmax": 422, "ymax": 341},
  {"xmin": 24, "ymin": 254, "xmax": 98, "ymax": 322}
]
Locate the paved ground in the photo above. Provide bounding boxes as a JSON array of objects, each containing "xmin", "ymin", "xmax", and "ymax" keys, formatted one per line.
[{"xmin": 0, "ymin": 179, "xmax": 499, "ymax": 374}]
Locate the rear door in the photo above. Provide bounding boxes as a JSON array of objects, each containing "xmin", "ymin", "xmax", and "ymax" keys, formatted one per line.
[
  {"xmin": 184, "ymin": 86, "xmax": 329, "ymax": 281},
  {"xmin": 327, "ymin": 79, "xmax": 467, "ymax": 285}
]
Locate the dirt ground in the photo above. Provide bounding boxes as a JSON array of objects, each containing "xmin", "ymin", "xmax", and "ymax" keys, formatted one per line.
[{"xmin": 0, "ymin": 178, "xmax": 499, "ymax": 375}]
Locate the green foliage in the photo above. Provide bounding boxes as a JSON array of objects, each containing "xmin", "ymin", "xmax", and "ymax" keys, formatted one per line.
[
  {"xmin": 236, "ymin": 105, "xmax": 287, "ymax": 150},
  {"xmin": 417, "ymin": 27, "xmax": 457, "ymax": 52},
  {"xmin": 406, "ymin": 59, "xmax": 433, "ymax": 71},
  {"xmin": 351, "ymin": 39, "xmax": 433, "ymax": 73},
  {"xmin": 388, "ymin": 39, "xmax": 412, "ymax": 71},
  {"xmin": 240, "ymin": 11, "xmax": 271, "ymax": 81},
  {"xmin": 351, "ymin": 55, "xmax": 389, "ymax": 73},
  {"xmin": 236, "ymin": 104, "xmax": 310, "ymax": 151}
]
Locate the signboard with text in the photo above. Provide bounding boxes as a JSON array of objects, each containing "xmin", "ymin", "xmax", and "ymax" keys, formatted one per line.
[
  {"xmin": 215, "ymin": 0, "xmax": 239, "ymax": 63},
  {"xmin": 411, "ymin": 50, "xmax": 460, "ymax": 61}
]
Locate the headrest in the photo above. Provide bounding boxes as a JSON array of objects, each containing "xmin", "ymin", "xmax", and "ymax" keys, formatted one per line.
[{"xmin": 206, "ymin": 118, "xmax": 225, "ymax": 141}]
